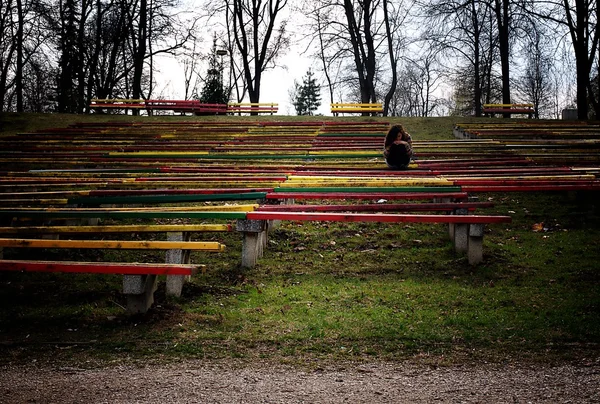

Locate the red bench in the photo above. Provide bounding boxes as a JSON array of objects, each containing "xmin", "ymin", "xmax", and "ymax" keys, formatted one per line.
[{"xmin": 241, "ymin": 211, "xmax": 511, "ymax": 266}]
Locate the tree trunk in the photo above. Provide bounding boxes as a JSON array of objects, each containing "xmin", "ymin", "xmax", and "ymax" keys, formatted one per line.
[
  {"xmin": 472, "ymin": 0, "xmax": 482, "ymax": 117},
  {"xmin": 132, "ymin": 0, "xmax": 147, "ymax": 115},
  {"xmin": 15, "ymin": 0, "xmax": 23, "ymax": 112},
  {"xmin": 382, "ymin": 0, "xmax": 397, "ymax": 117},
  {"xmin": 495, "ymin": 0, "xmax": 511, "ymax": 117}
]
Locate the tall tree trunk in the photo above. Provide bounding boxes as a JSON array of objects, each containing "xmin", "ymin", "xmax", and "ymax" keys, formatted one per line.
[
  {"xmin": 15, "ymin": 0, "xmax": 23, "ymax": 112},
  {"xmin": 316, "ymin": 12, "xmax": 335, "ymax": 106},
  {"xmin": 132, "ymin": 0, "xmax": 147, "ymax": 115},
  {"xmin": 86, "ymin": 0, "xmax": 102, "ymax": 111},
  {"xmin": 472, "ymin": 0, "xmax": 483, "ymax": 117},
  {"xmin": 495, "ymin": 0, "xmax": 511, "ymax": 117},
  {"xmin": 382, "ymin": 0, "xmax": 397, "ymax": 117}
]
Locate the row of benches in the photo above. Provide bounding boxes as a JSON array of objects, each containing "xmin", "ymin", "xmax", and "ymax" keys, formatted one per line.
[
  {"xmin": 8, "ymin": 119, "xmax": 598, "ymax": 315},
  {"xmin": 90, "ymin": 100, "xmax": 535, "ymax": 117},
  {"xmin": 1, "ymin": 195, "xmax": 510, "ymax": 313},
  {"xmin": 90, "ymin": 99, "xmax": 279, "ymax": 115},
  {"xmin": 90, "ymin": 99, "xmax": 385, "ymax": 116}
]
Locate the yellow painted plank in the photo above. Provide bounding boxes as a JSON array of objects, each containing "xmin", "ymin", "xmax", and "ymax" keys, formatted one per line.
[
  {"xmin": 108, "ymin": 151, "xmax": 210, "ymax": 156},
  {"xmin": 0, "ymin": 224, "xmax": 232, "ymax": 234},
  {"xmin": 0, "ymin": 238, "xmax": 226, "ymax": 251},
  {"xmin": 0, "ymin": 204, "xmax": 259, "ymax": 212},
  {"xmin": 286, "ymin": 176, "xmax": 453, "ymax": 186}
]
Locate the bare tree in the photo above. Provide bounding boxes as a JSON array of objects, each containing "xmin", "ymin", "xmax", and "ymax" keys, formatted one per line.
[
  {"xmin": 229, "ymin": 0, "xmax": 289, "ymax": 104},
  {"xmin": 526, "ymin": 0, "xmax": 599, "ymax": 120},
  {"xmin": 515, "ymin": 22, "xmax": 555, "ymax": 118},
  {"xmin": 421, "ymin": 0, "xmax": 496, "ymax": 116}
]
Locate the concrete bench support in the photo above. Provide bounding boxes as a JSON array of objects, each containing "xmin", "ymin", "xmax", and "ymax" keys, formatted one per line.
[
  {"xmin": 468, "ymin": 224, "xmax": 485, "ymax": 265},
  {"xmin": 123, "ymin": 274, "xmax": 158, "ymax": 314},
  {"xmin": 454, "ymin": 223, "xmax": 469, "ymax": 254},
  {"xmin": 166, "ymin": 232, "xmax": 192, "ymax": 297},
  {"xmin": 237, "ymin": 219, "xmax": 267, "ymax": 268},
  {"xmin": 449, "ymin": 208, "xmax": 469, "ymax": 242}
]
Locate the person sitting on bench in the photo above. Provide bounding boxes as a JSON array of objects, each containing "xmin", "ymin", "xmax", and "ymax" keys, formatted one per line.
[{"xmin": 384, "ymin": 124, "xmax": 413, "ymax": 169}]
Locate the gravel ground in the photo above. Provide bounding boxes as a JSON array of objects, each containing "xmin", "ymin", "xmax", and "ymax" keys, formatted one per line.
[{"xmin": 1, "ymin": 359, "xmax": 599, "ymax": 403}]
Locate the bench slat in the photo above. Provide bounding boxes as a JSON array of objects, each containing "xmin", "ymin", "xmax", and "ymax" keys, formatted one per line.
[
  {"xmin": 0, "ymin": 259, "xmax": 200, "ymax": 275},
  {"xmin": 0, "ymin": 210, "xmax": 248, "ymax": 219},
  {"xmin": 266, "ymin": 192, "xmax": 469, "ymax": 200},
  {"xmin": 256, "ymin": 202, "xmax": 494, "ymax": 212},
  {"xmin": 0, "ymin": 238, "xmax": 226, "ymax": 251},
  {"xmin": 246, "ymin": 211, "xmax": 512, "ymax": 224},
  {"xmin": 0, "ymin": 224, "xmax": 233, "ymax": 234}
]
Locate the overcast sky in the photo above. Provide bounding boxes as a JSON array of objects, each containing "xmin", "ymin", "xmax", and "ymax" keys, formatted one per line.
[{"xmin": 154, "ymin": 3, "xmax": 332, "ymax": 116}]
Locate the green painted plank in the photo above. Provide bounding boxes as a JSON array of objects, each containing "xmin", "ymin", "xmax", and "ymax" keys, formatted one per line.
[
  {"xmin": 68, "ymin": 192, "xmax": 268, "ymax": 205},
  {"xmin": 0, "ymin": 210, "xmax": 247, "ymax": 219}
]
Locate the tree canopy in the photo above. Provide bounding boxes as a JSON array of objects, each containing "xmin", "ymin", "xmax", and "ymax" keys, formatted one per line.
[{"xmin": 0, "ymin": 0, "xmax": 597, "ymax": 119}]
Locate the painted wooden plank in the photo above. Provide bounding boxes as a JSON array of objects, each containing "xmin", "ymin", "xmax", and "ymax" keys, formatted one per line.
[
  {"xmin": 256, "ymin": 202, "xmax": 494, "ymax": 212},
  {"xmin": 0, "ymin": 204, "xmax": 257, "ymax": 213},
  {"xmin": 461, "ymin": 184, "xmax": 600, "ymax": 192},
  {"xmin": 0, "ymin": 224, "xmax": 233, "ymax": 234},
  {"xmin": 0, "ymin": 260, "xmax": 199, "ymax": 275},
  {"xmin": 247, "ymin": 211, "xmax": 511, "ymax": 224},
  {"xmin": 272, "ymin": 187, "xmax": 462, "ymax": 193},
  {"xmin": 266, "ymin": 192, "xmax": 469, "ymax": 200},
  {"xmin": 0, "ymin": 239, "xmax": 226, "ymax": 251},
  {"xmin": 0, "ymin": 210, "xmax": 248, "ymax": 219},
  {"xmin": 68, "ymin": 192, "xmax": 268, "ymax": 205}
]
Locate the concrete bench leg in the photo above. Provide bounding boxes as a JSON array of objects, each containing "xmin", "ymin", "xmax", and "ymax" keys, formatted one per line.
[
  {"xmin": 166, "ymin": 232, "xmax": 191, "ymax": 297},
  {"xmin": 237, "ymin": 219, "xmax": 267, "ymax": 268},
  {"xmin": 123, "ymin": 274, "xmax": 158, "ymax": 314},
  {"xmin": 468, "ymin": 224, "xmax": 485, "ymax": 265},
  {"xmin": 449, "ymin": 208, "xmax": 469, "ymax": 242},
  {"xmin": 454, "ymin": 223, "xmax": 469, "ymax": 254}
]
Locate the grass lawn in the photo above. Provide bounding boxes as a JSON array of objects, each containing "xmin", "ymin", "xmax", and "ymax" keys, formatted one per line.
[{"xmin": 0, "ymin": 112, "xmax": 598, "ymax": 366}]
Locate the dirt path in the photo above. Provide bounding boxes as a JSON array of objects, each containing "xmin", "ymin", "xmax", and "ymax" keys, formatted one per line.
[{"xmin": 1, "ymin": 359, "xmax": 598, "ymax": 403}]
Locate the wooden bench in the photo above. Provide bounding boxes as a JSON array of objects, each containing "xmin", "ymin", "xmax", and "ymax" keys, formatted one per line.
[
  {"xmin": 145, "ymin": 100, "xmax": 228, "ymax": 115},
  {"xmin": 0, "ymin": 216, "xmax": 237, "ymax": 314},
  {"xmin": 331, "ymin": 103, "xmax": 383, "ymax": 116},
  {"xmin": 482, "ymin": 104, "xmax": 534, "ymax": 118},
  {"xmin": 242, "ymin": 211, "xmax": 511, "ymax": 266},
  {"xmin": 89, "ymin": 99, "xmax": 145, "ymax": 113},
  {"xmin": 227, "ymin": 103, "xmax": 278, "ymax": 115}
]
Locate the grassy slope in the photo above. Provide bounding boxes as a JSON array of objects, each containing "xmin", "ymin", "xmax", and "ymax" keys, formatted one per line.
[{"xmin": 0, "ymin": 113, "xmax": 598, "ymax": 366}]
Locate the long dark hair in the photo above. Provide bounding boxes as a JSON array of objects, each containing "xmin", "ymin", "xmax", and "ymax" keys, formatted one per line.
[{"xmin": 384, "ymin": 125, "xmax": 407, "ymax": 148}]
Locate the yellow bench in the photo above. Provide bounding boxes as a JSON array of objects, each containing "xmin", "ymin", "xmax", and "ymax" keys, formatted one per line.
[{"xmin": 331, "ymin": 102, "xmax": 383, "ymax": 116}]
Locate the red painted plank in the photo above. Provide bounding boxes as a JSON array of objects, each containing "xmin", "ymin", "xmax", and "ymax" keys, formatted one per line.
[
  {"xmin": 461, "ymin": 184, "xmax": 600, "ymax": 192},
  {"xmin": 453, "ymin": 179, "xmax": 600, "ymax": 186},
  {"xmin": 256, "ymin": 202, "xmax": 494, "ymax": 212},
  {"xmin": 0, "ymin": 260, "xmax": 197, "ymax": 275},
  {"xmin": 89, "ymin": 188, "xmax": 274, "ymax": 196},
  {"xmin": 247, "ymin": 211, "xmax": 511, "ymax": 224},
  {"xmin": 266, "ymin": 192, "xmax": 469, "ymax": 200}
]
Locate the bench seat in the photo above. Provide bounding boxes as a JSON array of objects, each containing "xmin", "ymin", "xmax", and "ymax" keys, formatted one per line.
[
  {"xmin": 331, "ymin": 103, "xmax": 383, "ymax": 116},
  {"xmin": 482, "ymin": 104, "xmax": 534, "ymax": 118},
  {"xmin": 227, "ymin": 103, "xmax": 278, "ymax": 115},
  {"xmin": 0, "ymin": 259, "xmax": 201, "ymax": 275}
]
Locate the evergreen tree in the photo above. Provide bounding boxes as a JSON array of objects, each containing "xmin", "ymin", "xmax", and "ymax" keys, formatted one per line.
[
  {"xmin": 293, "ymin": 69, "xmax": 321, "ymax": 115},
  {"xmin": 199, "ymin": 36, "xmax": 229, "ymax": 105}
]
